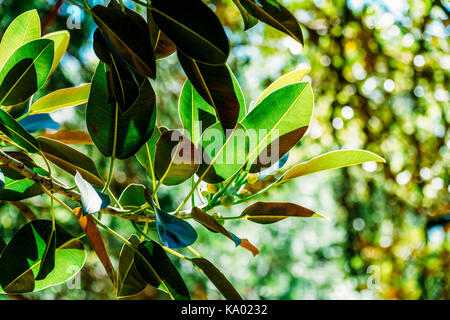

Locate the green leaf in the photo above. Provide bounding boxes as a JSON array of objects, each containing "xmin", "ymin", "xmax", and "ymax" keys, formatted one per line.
[
  {"xmin": 0, "ymin": 236, "xmax": 5, "ymax": 255},
  {"xmin": 0, "ymin": 10, "xmax": 41, "ymax": 70},
  {"xmin": 0, "ymin": 39, "xmax": 54, "ymax": 106},
  {"xmin": 0, "ymin": 220, "xmax": 86, "ymax": 294},
  {"xmin": 29, "ymin": 83, "xmax": 91, "ymax": 115},
  {"xmin": 42, "ymin": 30, "xmax": 70, "ymax": 75},
  {"xmin": 0, "ymin": 153, "xmax": 46, "ymax": 201},
  {"xmin": 91, "ymin": 3, "xmax": 156, "ymax": 78},
  {"xmin": 154, "ymin": 130, "xmax": 199, "ymax": 186},
  {"xmin": 86, "ymin": 62, "xmax": 156, "ymax": 159},
  {"xmin": 2, "ymin": 98, "xmax": 31, "ymax": 119},
  {"xmin": 35, "ymin": 228, "xmax": 56, "ymax": 281},
  {"xmin": 191, "ymin": 258, "xmax": 242, "ymax": 300},
  {"xmin": 136, "ymin": 127, "xmax": 161, "ymax": 182},
  {"xmin": 196, "ymin": 123, "xmax": 249, "ymax": 183},
  {"xmin": 241, "ymin": 82, "xmax": 313, "ymax": 169},
  {"xmin": 147, "ymin": 8, "xmax": 176, "ymax": 60},
  {"xmin": 135, "ymin": 240, "xmax": 190, "ymax": 300},
  {"xmin": 116, "ymin": 235, "xmax": 146, "ymax": 298},
  {"xmin": 254, "ymin": 68, "xmax": 310, "ymax": 106},
  {"xmin": 0, "ymin": 108, "xmax": 40, "ymax": 153},
  {"xmin": 37, "ymin": 136, "xmax": 103, "ymax": 187},
  {"xmin": 150, "ymin": 0, "xmax": 229, "ymax": 64},
  {"xmin": 232, "ymin": 0, "xmax": 258, "ymax": 30},
  {"xmin": 177, "ymin": 51, "xmax": 241, "ymax": 133},
  {"xmin": 240, "ymin": 0, "xmax": 303, "ymax": 44},
  {"xmin": 279, "ymin": 149, "xmax": 386, "ymax": 184},
  {"xmin": 178, "ymin": 66, "xmax": 246, "ymax": 145},
  {"xmin": 240, "ymin": 201, "xmax": 322, "ymax": 224},
  {"xmin": 118, "ymin": 184, "xmax": 154, "ymax": 218}
]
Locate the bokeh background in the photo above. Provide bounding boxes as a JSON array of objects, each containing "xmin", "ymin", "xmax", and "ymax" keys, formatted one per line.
[{"xmin": 0, "ymin": 0, "xmax": 448, "ymax": 299}]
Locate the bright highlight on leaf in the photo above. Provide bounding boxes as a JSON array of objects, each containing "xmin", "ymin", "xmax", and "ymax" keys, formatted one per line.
[{"xmin": 75, "ymin": 172, "xmax": 110, "ymax": 215}]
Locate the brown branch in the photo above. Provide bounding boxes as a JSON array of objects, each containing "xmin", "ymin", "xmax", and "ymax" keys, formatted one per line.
[{"xmin": 10, "ymin": 201, "xmax": 38, "ymax": 221}]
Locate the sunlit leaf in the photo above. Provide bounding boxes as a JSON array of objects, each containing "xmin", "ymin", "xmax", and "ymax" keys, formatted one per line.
[
  {"xmin": 279, "ymin": 149, "xmax": 386, "ymax": 184},
  {"xmin": 136, "ymin": 127, "xmax": 161, "ymax": 182},
  {"xmin": 35, "ymin": 228, "xmax": 56, "ymax": 281},
  {"xmin": 42, "ymin": 30, "xmax": 70, "ymax": 75},
  {"xmin": 29, "ymin": 83, "xmax": 91, "ymax": 115},
  {"xmin": 0, "ymin": 39, "xmax": 54, "ymax": 106},
  {"xmin": 0, "ymin": 10, "xmax": 41, "ymax": 70},
  {"xmin": 0, "ymin": 109, "xmax": 40, "ymax": 153},
  {"xmin": 241, "ymin": 201, "xmax": 322, "ymax": 224},
  {"xmin": 75, "ymin": 172, "xmax": 110, "ymax": 215},
  {"xmin": 39, "ymin": 130, "xmax": 93, "ymax": 145}
]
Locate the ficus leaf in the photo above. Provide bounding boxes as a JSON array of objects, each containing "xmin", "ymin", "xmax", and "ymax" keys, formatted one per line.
[
  {"xmin": 37, "ymin": 136, "xmax": 104, "ymax": 187},
  {"xmin": 91, "ymin": 3, "xmax": 156, "ymax": 78},
  {"xmin": 74, "ymin": 172, "xmax": 110, "ymax": 215},
  {"xmin": 147, "ymin": 8, "xmax": 176, "ymax": 60},
  {"xmin": 0, "ymin": 10, "xmax": 41, "ymax": 70},
  {"xmin": 278, "ymin": 149, "xmax": 386, "ymax": 184},
  {"xmin": 73, "ymin": 208, "xmax": 115, "ymax": 284},
  {"xmin": 191, "ymin": 258, "xmax": 243, "ymax": 300},
  {"xmin": 0, "ymin": 220, "xmax": 86, "ymax": 294},
  {"xmin": 241, "ymin": 201, "xmax": 322, "ymax": 224},
  {"xmin": 240, "ymin": 0, "xmax": 304, "ymax": 45},
  {"xmin": 29, "ymin": 83, "xmax": 91, "ymax": 115},
  {"xmin": 177, "ymin": 51, "xmax": 241, "ymax": 133},
  {"xmin": 0, "ymin": 109, "xmax": 40, "ymax": 153},
  {"xmin": 135, "ymin": 240, "xmax": 190, "ymax": 300},
  {"xmin": 39, "ymin": 130, "xmax": 93, "ymax": 145},
  {"xmin": 232, "ymin": 0, "xmax": 258, "ymax": 30},
  {"xmin": 116, "ymin": 235, "xmax": 146, "ymax": 298},
  {"xmin": 18, "ymin": 113, "xmax": 60, "ymax": 132},
  {"xmin": 258, "ymin": 152, "xmax": 289, "ymax": 181},
  {"xmin": 42, "ymin": 30, "xmax": 70, "ymax": 75},
  {"xmin": 0, "ymin": 38, "xmax": 54, "ymax": 106},
  {"xmin": 150, "ymin": 0, "xmax": 230, "ymax": 64},
  {"xmin": 35, "ymin": 228, "xmax": 56, "ymax": 281},
  {"xmin": 86, "ymin": 62, "xmax": 156, "ymax": 159},
  {"xmin": 154, "ymin": 130, "xmax": 199, "ymax": 186},
  {"xmin": 136, "ymin": 127, "xmax": 161, "ymax": 183}
]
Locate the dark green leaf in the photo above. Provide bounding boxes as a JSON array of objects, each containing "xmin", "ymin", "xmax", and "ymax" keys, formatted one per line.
[
  {"xmin": 117, "ymin": 235, "xmax": 146, "ymax": 298},
  {"xmin": 0, "ymin": 39, "xmax": 54, "ymax": 106},
  {"xmin": 37, "ymin": 136, "xmax": 104, "ymax": 187},
  {"xmin": 240, "ymin": 0, "xmax": 303, "ymax": 44},
  {"xmin": 154, "ymin": 130, "xmax": 199, "ymax": 186},
  {"xmin": 35, "ymin": 228, "xmax": 56, "ymax": 281},
  {"xmin": 135, "ymin": 240, "xmax": 190, "ymax": 300},
  {"xmin": 150, "ymin": 0, "xmax": 229, "ymax": 64},
  {"xmin": 86, "ymin": 62, "xmax": 156, "ymax": 159},
  {"xmin": 177, "ymin": 51, "xmax": 241, "ymax": 133},
  {"xmin": 0, "ymin": 220, "xmax": 85, "ymax": 294},
  {"xmin": 91, "ymin": 3, "xmax": 156, "ymax": 78},
  {"xmin": 136, "ymin": 127, "xmax": 161, "ymax": 182},
  {"xmin": 232, "ymin": 0, "xmax": 258, "ymax": 30},
  {"xmin": 0, "ymin": 108, "xmax": 40, "ymax": 153},
  {"xmin": 147, "ymin": 8, "xmax": 176, "ymax": 60},
  {"xmin": 191, "ymin": 258, "xmax": 242, "ymax": 300}
]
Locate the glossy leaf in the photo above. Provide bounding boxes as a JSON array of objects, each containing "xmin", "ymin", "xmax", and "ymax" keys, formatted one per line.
[
  {"xmin": 91, "ymin": 3, "xmax": 156, "ymax": 78},
  {"xmin": 38, "ymin": 136, "xmax": 103, "ymax": 187},
  {"xmin": 39, "ymin": 130, "xmax": 93, "ymax": 145},
  {"xmin": 147, "ymin": 8, "xmax": 176, "ymax": 60},
  {"xmin": 116, "ymin": 235, "xmax": 146, "ymax": 298},
  {"xmin": 135, "ymin": 240, "xmax": 190, "ymax": 300},
  {"xmin": 241, "ymin": 201, "xmax": 322, "ymax": 224},
  {"xmin": 2, "ymin": 98, "xmax": 31, "ymax": 119},
  {"xmin": 232, "ymin": 0, "xmax": 258, "ymax": 30},
  {"xmin": 191, "ymin": 207, "xmax": 241, "ymax": 246},
  {"xmin": 196, "ymin": 123, "xmax": 249, "ymax": 183},
  {"xmin": 86, "ymin": 62, "xmax": 156, "ymax": 159},
  {"xmin": 177, "ymin": 51, "xmax": 240, "ymax": 133},
  {"xmin": 136, "ymin": 127, "xmax": 161, "ymax": 182},
  {"xmin": 18, "ymin": 113, "xmax": 60, "ymax": 132},
  {"xmin": 153, "ymin": 204, "xmax": 197, "ymax": 249},
  {"xmin": 240, "ymin": 0, "xmax": 303, "ymax": 44},
  {"xmin": 75, "ymin": 172, "xmax": 110, "ymax": 215},
  {"xmin": 191, "ymin": 258, "xmax": 242, "ymax": 300},
  {"xmin": 178, "ymin": 66, "xmax": 246, "ymax": 145},
  {"xmin": 0, "ymin": 153, "xmax": 46, "ymax": 201},
  {"xmin": 254, "ymin": 68, "xmax": 310, "ymax": 106},
  {"xmin": 73, "ymin": 208, "xmax": 115, "ymax": 283},
  {"xmin": 154, "ymin": 130, "xmax": 199, "ymax": 186},
  {"xmin": 0, "ymin": 220, "xmax": 85, "ymax": 294},
  {"xmin": 0, "ymin": 39, "xmax": 54, "ymax": 106},
  {"xmin": 118, "ymin": 184, "xmax": 154, "ymax": 218},
  {"xmin": 242, "ymin": 82, "xmax": 313, "ymax": 169},
  {"xmin": 249, "ymin": 126, "xmax": 307, "ymax": 173},
  {"xmin": 0, "ymin": 109, "xmax": 40, "ymax": 153},
  {"xmin": 279, "ymin": 149, "xmax": 386, "ymax": 184},
  {"xmin": 35, "ymin": 228, "xmax": 56, "ymax": 281},
  {"xmin": 29, "ymin": 83, "xmax": 91, "ymax": 115},
  {"xmin": 0, "ymin": 10, "xmax": 41, "ymax": 70},
  {"xmin": 150, "ymin": 0, "xmax": 229, "ymax": 64},
  {"xmin": 42, "ymin": 30, "xmax": 70, "ymax": 75}
]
